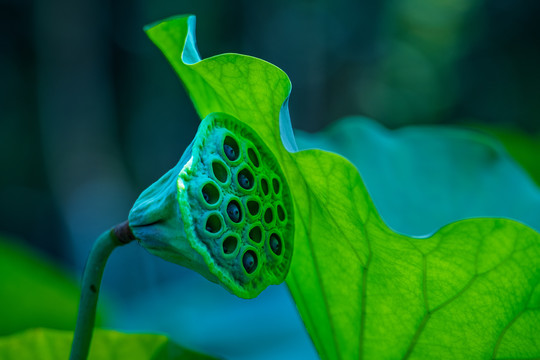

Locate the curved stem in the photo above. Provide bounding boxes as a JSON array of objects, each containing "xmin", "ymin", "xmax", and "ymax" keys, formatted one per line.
[{"xmin": 69, "ymin": 221, "xmax": 135, "ymax": 360}]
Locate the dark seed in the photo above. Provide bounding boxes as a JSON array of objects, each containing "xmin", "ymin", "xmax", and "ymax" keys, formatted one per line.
[
  {"xmin": 270, "ymin": 234, "xmax": 282, "ymax": 255},
  {"xmin": 239, "ymin": 173, "xmax": 250, "ymax": 189},
  {"xmin": 202, "ymin": 183, "xmax": 220, "ymax": 205},
  {"xmin": 243, "ymin": 251, "xmax": 258, "ymax": 274},
  {"xmin": 227, "ymin": 201, "xmax": 241, "ymax": 223},
  {"xmin": 224, "ymin": 144, "xmax": 236, "ymax": 161}
]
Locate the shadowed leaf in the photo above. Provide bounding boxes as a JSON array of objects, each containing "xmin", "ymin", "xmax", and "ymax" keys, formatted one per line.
[
  {"xmin": 294, "ymin": 117, "xmax": 540, "ymax": 236},
  {"xmin": 470, "ymin": 124, "xmax": 540, "ymax": 187}
]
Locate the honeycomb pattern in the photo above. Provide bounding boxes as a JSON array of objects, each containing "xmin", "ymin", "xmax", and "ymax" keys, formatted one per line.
[{"xmin": 178, "ymin": 113, "xmax": 294, "ymax": 297}]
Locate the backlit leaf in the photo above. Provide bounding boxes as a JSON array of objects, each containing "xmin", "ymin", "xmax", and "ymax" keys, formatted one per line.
[
  {"xmin": 0, "ymin": 237, "xmax": 82, "ymax": 335},
  {"xmin": 0, "ymin": 328, "xmax": 217, "ymax": 360},
  {"xmin": 144, "ymin": 15, "xmax": 540, "ymax": 359}
]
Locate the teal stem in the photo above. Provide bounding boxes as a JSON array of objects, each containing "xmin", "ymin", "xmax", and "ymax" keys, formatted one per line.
[{"xmin": 69, "ymin": 221, "xmax": 135, "ymax": 360}]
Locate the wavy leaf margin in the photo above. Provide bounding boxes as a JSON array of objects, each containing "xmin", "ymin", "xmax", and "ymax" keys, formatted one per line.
[{"xmin": 144, "ymin": 15, "xmax": 540, "ymax": 359}]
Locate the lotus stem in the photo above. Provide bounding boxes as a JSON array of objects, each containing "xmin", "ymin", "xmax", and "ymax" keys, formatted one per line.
[{"xmin": 69, "ymin": 221, "xmax": 135, "ymax": 360}]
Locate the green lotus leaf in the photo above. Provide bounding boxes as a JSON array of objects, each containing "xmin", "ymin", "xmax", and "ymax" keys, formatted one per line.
[
  {"xmin": 144, "ymin": 15, "xmax": 540, "ymax": 359},
  {"xmin": 0, "ymin": 328, "xmax": 216, "ymax": 359},
  {"xmin": 294, "ymin": 117, "xmax": 540, "ymax": 236},
  {"xmin": 471, "ymin": 124, "xmax": 540, "ymax": 187},
  {"xmin": 0, "ymin": 236, "xmax": 87, "ymax": 336}
]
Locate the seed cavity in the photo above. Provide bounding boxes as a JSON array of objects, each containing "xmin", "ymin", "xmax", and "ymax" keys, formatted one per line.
[
  {"xmin": 226, "ymin": 200, "xmax": 242, "ymax": 223},
  {"xmin": 260, "ymin": 177, "xmax": 269, "ymax": 196},
  {"xmin": 223, "ymin": 136, "xmax": 239, "ymax": 161},
  {"xmin": 212, "ymin": 161, "xmax": 228, "ymax": 183},
  {"xmin": 201, "ymin": 182, "xmax": 220, "ymax": 205},
  {"xmin": 272, "ymin": 177, "xmax": 281, "ymax": 195},
  {"xmin": 243, "ymin": 250, "xmax": 258, "ymax": 274},
  {"xmin": 264, "ymin": 207, "xmax": 274, "ymax": 224},
  {"xmin": 249, "ymin": 225, "xmax": 263, "ymax": 243},
  {"xmin": 223, "ymin": 235, "xmax": 238, "ymax": 255},
  {"xmin": 277, "ymin": 204, "xmax": 286, "ymax": 222},
  {"xmin": 270, "ymin": 234, "xmax": 282, "ymax": 255},
  {"xmin": 248, "ymin": 147, "xmax": 260, "ymax": 168},
  {"xmin": 205, "ymin": 214, "xmax": 222, "ymax": 234},
  {"xmin": 238, "ymin": 168, "xmax": 254, "ymax": 190},
  {"xmin": 247, "ymin": 200, "xmax": 260, "ymax": 217}
]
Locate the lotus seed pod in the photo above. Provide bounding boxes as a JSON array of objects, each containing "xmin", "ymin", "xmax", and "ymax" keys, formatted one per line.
[{"xmin": 128, "ymin": 112, "xmax": 294, "ymax": 298}]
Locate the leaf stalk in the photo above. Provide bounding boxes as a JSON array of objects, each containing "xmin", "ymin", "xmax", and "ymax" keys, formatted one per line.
[{"xmin": 69, "ymin": 221, "xmax": 135, "ymax": 360}]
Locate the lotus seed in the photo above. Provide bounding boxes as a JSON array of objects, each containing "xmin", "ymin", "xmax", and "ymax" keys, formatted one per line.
[
  {"xmin": 202, "ymin": 183, "xmax": 219, "ymax": 205},
  {"xmin": 224, "ymin": 144, "xmax": 236, "ymax": 161},
  {"xmin": 227, "ymin": 201, "xmax": 241, "ymax": 223},
  {"xmin": 239, "ymin": 173, "xmax": 250, "ymax": 189},
  {"xmin": 243, "ymin": 250, "xmax": 258, "ymax": 273},
  {"xmin": 270, "ymin": 234, "xmax": 282, "ymax": 255}
]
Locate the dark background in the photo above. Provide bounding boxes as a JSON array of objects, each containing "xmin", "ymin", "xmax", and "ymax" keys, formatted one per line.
[{"xmin": 1, "ymin": 0, "xmax": 539, "ymax": 297}]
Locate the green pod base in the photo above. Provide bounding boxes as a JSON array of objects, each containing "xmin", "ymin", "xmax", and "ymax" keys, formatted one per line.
[{"xmin": 129, "ymin": 112, "xmax": 294, "ymax": 298}]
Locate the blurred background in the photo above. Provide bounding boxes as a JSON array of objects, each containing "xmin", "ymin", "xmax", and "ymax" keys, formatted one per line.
[{"xmin": 1, "ymin": 0, "xmax": 539, "ymax": 358}]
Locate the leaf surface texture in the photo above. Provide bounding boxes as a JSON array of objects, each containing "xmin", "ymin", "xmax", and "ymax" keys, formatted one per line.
[{"xmin": 145, "ymin": 15, "xmax": 540, "ymax": 359}]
